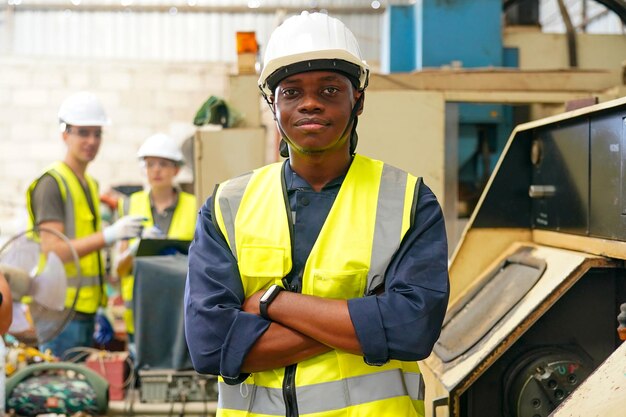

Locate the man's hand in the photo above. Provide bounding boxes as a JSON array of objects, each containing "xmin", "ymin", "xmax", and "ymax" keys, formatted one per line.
[
  {"xmin": 242, "ymin": 289, "xmax": 264, "ymax": 316},
  {"xmin": 240, "ymin": 288, "xmax": 335, "ymax": 372},
  {"xmin": 242, "ymin": 287, "xmax": 362, "ymax": 355}
]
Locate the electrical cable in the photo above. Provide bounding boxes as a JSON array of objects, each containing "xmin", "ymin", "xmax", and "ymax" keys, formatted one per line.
[
  {"xmin": 63, "ymin": 346, "xmax": 136, "ymax": 390},
  {"xmin": 62, "ymin": 346, "xmax": 138, "ymax": 417},
  {"xmin": 123, "ymin": 367, "xmax": 136, "ymax": 417}
]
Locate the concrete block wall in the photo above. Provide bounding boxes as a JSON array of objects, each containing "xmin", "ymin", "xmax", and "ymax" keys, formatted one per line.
[{"xmin": 0, "ymin": 56, "xmax": 232, "ymax": 238}]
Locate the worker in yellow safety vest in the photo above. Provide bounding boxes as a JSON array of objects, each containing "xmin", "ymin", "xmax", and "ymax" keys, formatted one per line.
[
  {"xmin": 116, "ymin": 133, "xmax": 197, "ymax": 342},
  {"xmin": 27, "ymin": 92, "xmax": 145, "ymax": 359},
  {"xmin": 185, "ymin": 12, "xmax": 450, "ymax": 417}
]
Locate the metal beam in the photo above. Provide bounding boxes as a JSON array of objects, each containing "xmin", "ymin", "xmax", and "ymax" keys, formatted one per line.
[
  {"xmin": 367, "ymin": 69, "xmax": 622, "ymax": 95},
  {"xmin": 443, "ymin": 91, "xmax": 594, "ymax": 104}
]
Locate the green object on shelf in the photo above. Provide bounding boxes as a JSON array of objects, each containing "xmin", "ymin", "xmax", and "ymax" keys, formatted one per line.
[{"xmin": 193, "ymin": 95, "xmax": 242, "ymax": 128}]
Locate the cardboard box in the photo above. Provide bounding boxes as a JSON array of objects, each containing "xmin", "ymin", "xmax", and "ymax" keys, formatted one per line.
[
  {"xmin": 194, "ymin": 127, "xmax": 266, "ymax": 205},
  {"xmin": 237, "ymin": 52, "xmax": 257, "ymax": 75},
  {"xmin": 85, "ymin": 352, "xmax": 129, "ymax": 401}
]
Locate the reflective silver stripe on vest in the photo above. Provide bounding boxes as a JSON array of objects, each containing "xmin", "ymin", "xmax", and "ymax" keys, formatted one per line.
[
  {"xmin": 53, "ymin": 171, "xmax": 77, "ymax": 239},
  {"xmin": 217, "ymin": 172, "xmax": 254, "ymax": 260},
  {"xmin": 219, "ymin": 369, "xmax": 423, "ymax": 414},
  {"xmin": 366, "ymin": 164, "xmax": 409, "ymax": 294},
  {"xmin": 66, "ymin": 275, "xmax": 100, "ymax": 288}
]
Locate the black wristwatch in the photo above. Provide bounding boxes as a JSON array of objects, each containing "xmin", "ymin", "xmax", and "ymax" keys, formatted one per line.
[{"xmin": 259, "ymin": 284, "xmax": 283, "ymax": 320}]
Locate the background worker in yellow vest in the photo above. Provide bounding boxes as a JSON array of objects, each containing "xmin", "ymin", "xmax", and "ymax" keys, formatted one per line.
[
  {"xmin": 185, "ymin": 12, "xmax": 450, "ymax": 417},
  {"xmin": 116, "ymin": 133, "xmax": 197, "ymax": 346},
  {"xmin": 27, "ymin": 92, "xmax": 145, "ymax": 359}
]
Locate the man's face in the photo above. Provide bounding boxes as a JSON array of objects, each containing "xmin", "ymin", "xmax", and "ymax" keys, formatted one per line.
[
  {"xmin": 63, "ymin": 125, "xmax": 102, "ymax": 164},
  {"xmin": 273, "ymin": 71, "xmax": 363, "ymax": 155}
]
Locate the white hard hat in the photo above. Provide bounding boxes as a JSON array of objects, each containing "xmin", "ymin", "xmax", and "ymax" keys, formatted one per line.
[
  {"xmin": 137, "ymin": 133, "xmax": 184, "ymax": 164},
  {"xmin": 258, "ymin": 11, "xmax": 369, "ymax": 97},
  {"xmin": 58, "ymin": 92, "xmax": 111, "ymax": 127}
]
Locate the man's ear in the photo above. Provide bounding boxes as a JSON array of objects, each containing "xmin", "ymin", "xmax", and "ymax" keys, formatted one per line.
[
  {"xmin": 355, "ymin": 91, "xmax": 365, "ymax": 116},
  {"xmin": 269, "ymin": 96, "xmax": 278, "ymax": 120}
]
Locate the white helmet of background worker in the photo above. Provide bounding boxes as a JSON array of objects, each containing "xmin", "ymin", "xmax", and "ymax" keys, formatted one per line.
[
  {"xmin": 137, "ymin": 133, "xmax": 184, "ymax": 165},
  {"xmin": 58, "ymin": 91, "xmax": 111, "ymax": 129},
  {"xmin": 258, "ymin": 11, "xmax": 370, "ymax": 97}
]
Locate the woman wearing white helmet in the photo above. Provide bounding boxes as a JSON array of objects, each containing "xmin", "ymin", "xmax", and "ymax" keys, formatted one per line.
[
  {"xmin": 116, "ymin": 133, "xmax": 197, "ymax": 340},
  {"xmin": 186, "ymin": 12, "xmax": 449, "ymax": 417}
]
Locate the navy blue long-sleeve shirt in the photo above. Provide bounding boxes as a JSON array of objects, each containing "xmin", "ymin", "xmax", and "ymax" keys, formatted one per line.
[{"xmin": 184, "ymin": 161, "xmax": 449, "ymax": 380}]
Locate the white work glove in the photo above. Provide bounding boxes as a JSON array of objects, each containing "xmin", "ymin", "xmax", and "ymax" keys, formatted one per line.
[
  {"xmin": 128, "ymin": 239, "xmax": 140, "ymax": 256},
  {"xmin": 141, "ymin": 225, "xmax": 165, "ymax": 240},
  {"xmin": 103, "ymin": 215, "xmax": 146, "ymax": 246}
]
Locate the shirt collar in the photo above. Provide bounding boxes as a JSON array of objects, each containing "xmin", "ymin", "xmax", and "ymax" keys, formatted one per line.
[
  {"xmin": 149, "ymin": 189, "xmax": 179, "ymax": 212},
  {"xmin": 283, "ymin": 159, "xmax": 349, "ymax": 192}
]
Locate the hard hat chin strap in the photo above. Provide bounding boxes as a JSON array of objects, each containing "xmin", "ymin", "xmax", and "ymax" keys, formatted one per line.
[{"xmin": 266, "ymin": 93, "xmax": 364, "ymax": 158}]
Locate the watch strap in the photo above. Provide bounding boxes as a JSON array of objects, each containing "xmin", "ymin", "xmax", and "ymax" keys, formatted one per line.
[{"xmin": 259, "ymin": 285, "xmax": 283, "ymax": 320}]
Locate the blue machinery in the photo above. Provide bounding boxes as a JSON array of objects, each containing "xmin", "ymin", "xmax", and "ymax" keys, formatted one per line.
[
  {"xmin": 381, "ymin": 0, "xmax": 626, "ymax": 218},
  {"xmin": 384, "ymin": 0, "xmax": 517, "ymax": 217}
]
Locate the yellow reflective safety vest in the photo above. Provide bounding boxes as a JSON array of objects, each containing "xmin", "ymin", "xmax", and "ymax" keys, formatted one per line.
[
  {"xmin": 119, "ymin": 190, "xmax": 197, "ymax": 334},
  {"xmin": 26, "ymin": 161, "xmax": 106, "ymax": 314},
  {"xmin": 213, "ymin": 155, "xmax": 425, "ymax": 417}
]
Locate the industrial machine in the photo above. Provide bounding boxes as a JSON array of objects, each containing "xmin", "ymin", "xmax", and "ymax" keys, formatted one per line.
[
  {"xmin": 422, "ymin": 96, "xmax": 626, "ymax": 416},
  {"xmin": 139, "ymin": 369, "xmax": 218, "ymax": 403},
  {"xmin": 131, "ymin": 255, "xmax": 219, "ymax": 406},
  {"xmin": 550, "ymin": 333, "xmax": 626, "ymax": 416}
]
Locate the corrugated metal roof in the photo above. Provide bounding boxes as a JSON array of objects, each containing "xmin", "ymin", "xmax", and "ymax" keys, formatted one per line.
[
  {"xmin": 5, "ymin": 3, "xmax": 384, "ymax": 63},
  {"xmin": 3, "ymin": 1, "xmax": 623, "ymax": 63},
  {"xmin": 8, "ymin": 0, "xmax": 407, "ymax": 6}
]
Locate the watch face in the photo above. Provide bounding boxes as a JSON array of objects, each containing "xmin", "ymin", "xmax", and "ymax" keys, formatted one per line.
[{"xmin": 260, "ymin": 286, "xmax": 275, "ymax": 303}]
